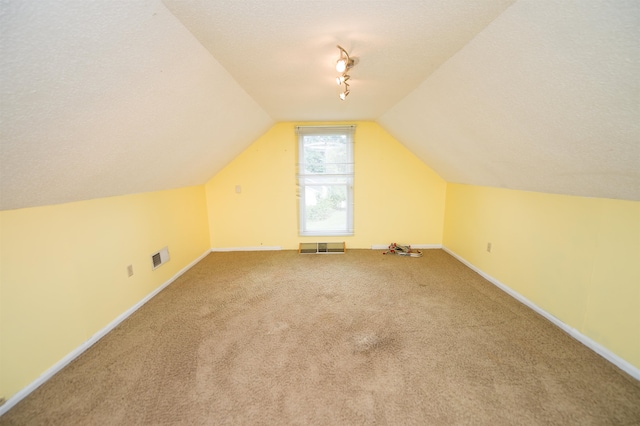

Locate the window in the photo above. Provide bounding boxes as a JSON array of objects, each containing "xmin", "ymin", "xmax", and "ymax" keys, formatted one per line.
[{"xmin": 297, "ymin": 125, "xmax": 355, "ymax": 236}]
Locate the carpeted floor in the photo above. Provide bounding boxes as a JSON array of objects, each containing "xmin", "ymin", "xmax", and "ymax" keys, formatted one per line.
[{"xmin": 2, "ymin": 249, "xmax": 639, "ymax": 425}]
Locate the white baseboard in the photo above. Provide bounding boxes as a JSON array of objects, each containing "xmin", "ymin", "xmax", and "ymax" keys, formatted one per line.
[
  {"xmin": 411, "ymin": 244, "xmax": 443, "ymax": 249},
  {"xmin": 211, "ymin": 246, "xmax": 282, "ymax": 252},
  {"xmin": 371, "ymin": 244, "xmax": 442, "ymax": 250},
  {"xmin": 0, "ymin": 249, "xmax": 211, "ymax": 417},
  {"xmin": 441, "ymin": 246, "xmax": 640, "ymax": 381}
]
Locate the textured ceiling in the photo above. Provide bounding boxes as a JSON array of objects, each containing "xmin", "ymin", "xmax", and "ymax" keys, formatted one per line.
[
  {"xmin": 0, "ymin": 0, "xmax": 273, "ymax": 210},
  {"xmin": 379, "ymin": 0, "xmax": 640, "ymax": 201},
  {"xmin": 163, "ymin": 0, "xmax": 515, "ymax": 121},
  {"xmin": 1, "ymin": 0, "xmax": 639, "ymax": 211}
]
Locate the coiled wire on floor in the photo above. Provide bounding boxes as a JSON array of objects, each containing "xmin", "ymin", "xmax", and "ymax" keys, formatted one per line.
[{"xmin": 383, "ymin": 243, "xmax": 423, "ymax": 257}]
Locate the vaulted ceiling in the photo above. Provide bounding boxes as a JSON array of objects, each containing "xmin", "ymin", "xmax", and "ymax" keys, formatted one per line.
[{"xmin": 1, "ymin": 0, "xmax": 638, "ymax": 211}]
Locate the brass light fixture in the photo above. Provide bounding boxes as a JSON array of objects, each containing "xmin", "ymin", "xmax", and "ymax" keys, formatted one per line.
[{"xmin": 335, "ymin": 45, "xmax": 355, "ymax": 100}]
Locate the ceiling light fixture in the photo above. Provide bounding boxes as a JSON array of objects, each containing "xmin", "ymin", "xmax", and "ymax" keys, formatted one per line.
[
  {"xmin": 336, "ymin": 74, "xmax": 350, "ymax": 85},
  {"xmin": 335, "ymin": 45, "xmax": 354, "ymax": 73},
  {"xmin": 335, "ymin": 45, "xmax": 356, "ymax": 101}
]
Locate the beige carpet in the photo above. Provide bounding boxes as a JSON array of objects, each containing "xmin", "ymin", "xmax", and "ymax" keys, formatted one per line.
[{"xmin": 2, "ymin": 249, "xmax": 639, "ymax": 425}]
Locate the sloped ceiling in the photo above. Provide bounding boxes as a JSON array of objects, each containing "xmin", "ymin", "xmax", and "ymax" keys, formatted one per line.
[
  {"xmin": 0, "ymin": 0, "xmax": 273, "ymax": 210},
  {"xmin": 1, "ymin": 0, "xmax": 639, "ymax": 211},
  {"xmin": 379, "ymin": 0, "xmax": 640, "ymax": 201},
  {"xmin": 162, "ymin": 0, "xmax": 515, "ymax": 121}
]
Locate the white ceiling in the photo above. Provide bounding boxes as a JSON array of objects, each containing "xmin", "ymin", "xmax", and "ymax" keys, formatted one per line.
[
  {"xmin": 1, "ymin": 0, "xmax": 639, "ymax": 210},
  {"xmin": 380, "ymin": 0, "xmax": 640, "ymax": 200},
  {"xmin": 0, "ymin": 0, "xmax": 272, "ymax": 210},
  {"xmin": 163, "ymin": 0, "xmax": 515, "ymax": 121}
]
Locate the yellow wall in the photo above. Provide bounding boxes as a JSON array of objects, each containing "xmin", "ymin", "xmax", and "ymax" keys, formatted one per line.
[
  {"xmin": 0, "ymin": 186, "xmax": 210, "ymax": 400},
  {"xmin": 205, "ymin": 122, "xmax": 447, "ymax": 249},
  {"xmin": 443, "ymin": 183, "xmax": 640, "ymax": 369},
  {"xmin": 3, "ymin": 124, "xmax": 637, "ymax": 404}
]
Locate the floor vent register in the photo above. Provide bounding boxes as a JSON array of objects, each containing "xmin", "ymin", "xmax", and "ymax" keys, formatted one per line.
[{"xmin": 298, "ymin": 242, "xmax": 346, "ymax": 254}]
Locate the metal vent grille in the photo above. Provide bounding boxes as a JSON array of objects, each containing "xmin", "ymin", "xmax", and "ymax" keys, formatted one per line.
[
  {"xmin": 299, "ymin": 242, "xmax": 346, "ymax": 254},
  {"xmin": 151, "ymin": 247, "xmax": 170, "ymax": 270}
]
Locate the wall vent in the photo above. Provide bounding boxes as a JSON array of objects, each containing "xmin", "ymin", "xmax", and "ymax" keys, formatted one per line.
[{"xmin": 151, "ymin": 247, "xmax": 170, "ymax": 270}]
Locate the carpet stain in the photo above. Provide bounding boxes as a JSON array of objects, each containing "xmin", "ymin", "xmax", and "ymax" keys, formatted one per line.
[
  {"xmin": 268, "ymin": 321, "xmax": 290, "ymax": 334},
  {"xmin": 352, "ymin": 332, "xmax": 399, "ymax": 354},
  {"xmin": 318, "ymin": 291, "xmax": 339, "ymax": 300}
]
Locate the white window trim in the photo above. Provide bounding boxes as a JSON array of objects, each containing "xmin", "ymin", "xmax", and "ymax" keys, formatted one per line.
[{"xmin": 296, "ymin": 125, "xmax": 355, "ymax": 237}]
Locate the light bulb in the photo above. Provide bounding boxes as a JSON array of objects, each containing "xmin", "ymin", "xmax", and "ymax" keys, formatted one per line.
[
  {"xmin": 336, "ymin": 75, "xmax": 350, "ymax": 85},
  {"xmin": 336, "ymin": 59, "xmax": 347, "ymax": 73},
  {"xmin": 339, "ymin": 90, "xmax": 349, "ymax": 100}
]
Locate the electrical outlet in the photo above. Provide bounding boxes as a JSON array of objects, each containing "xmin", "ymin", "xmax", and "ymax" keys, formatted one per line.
[
  {"xmin": 127, "ymin": 265, "xmax": 134, "ymax": 277},
  {"xmin": 487, "ymin": 242, "xmax": 492, "ymax": 253}
]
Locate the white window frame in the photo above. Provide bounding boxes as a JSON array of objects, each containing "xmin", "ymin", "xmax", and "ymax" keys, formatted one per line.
[{"xmin": 296, "ymin": 125, "xmax": 355, "ymax": 237}]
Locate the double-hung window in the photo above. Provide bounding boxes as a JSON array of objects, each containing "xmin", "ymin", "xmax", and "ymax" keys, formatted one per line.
[{"xmin": 297, "ymin": 125, "xmax": 355, "ymax": 236}]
